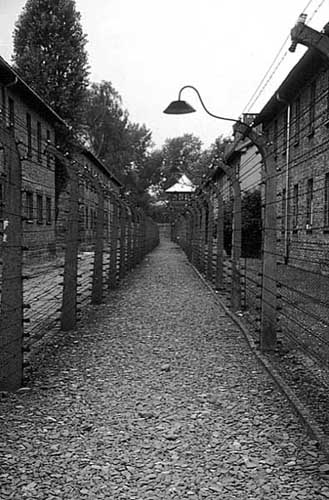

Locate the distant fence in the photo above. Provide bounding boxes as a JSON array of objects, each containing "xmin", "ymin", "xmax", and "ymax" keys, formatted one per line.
[{"xmin": 0, "ymin": 125, "xmax": 159, "ymax": 390}]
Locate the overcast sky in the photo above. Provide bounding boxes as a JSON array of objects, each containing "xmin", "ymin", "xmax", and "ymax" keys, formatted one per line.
[{"xmin": 0, "ymin": 0, "xmax": 328, "ymax": 149}]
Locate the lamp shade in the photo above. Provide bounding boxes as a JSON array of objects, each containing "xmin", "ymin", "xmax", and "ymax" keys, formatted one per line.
[{"xmin": 163, "ymin": 100, "xmax": 196, "ymax": 115}]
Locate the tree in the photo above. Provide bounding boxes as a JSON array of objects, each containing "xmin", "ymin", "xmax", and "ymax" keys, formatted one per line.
[
  {"xmin": 161, "ymin": 134, "xmax": 203, "ymax": 187},
  {"xmin": 86, "ymin": 81, "xmax": 129, "ymax": 165},
  {"xmin": 222, "ymin": 189, "xmax": 262, "ymax": 258},
  {"xmin": 13, "ymin": 0, "xmax": 89, "ymax": 137},
  {"xmin": 86, "ymin": 81, "xmax": 153, "ymax": 201}
]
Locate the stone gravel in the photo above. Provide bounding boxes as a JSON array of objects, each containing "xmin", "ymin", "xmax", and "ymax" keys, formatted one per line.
[{"xmin": 1, "ymin": 238, "xmax": 329, "ymax": 499}]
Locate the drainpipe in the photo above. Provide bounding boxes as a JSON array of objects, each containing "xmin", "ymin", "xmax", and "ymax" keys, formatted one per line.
[{"xmin": 284, "ymin": 104, "xmax": 291, "ymax": 264}]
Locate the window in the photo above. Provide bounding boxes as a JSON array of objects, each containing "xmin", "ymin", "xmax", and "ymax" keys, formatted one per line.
[
  {"xmin": 8, "ymin": 97, "xmax": 14, "ymax": 130},
  {"xmin": 0, "ymin": 148, "xmax": 4, "ymax": 175},
  {"xmin": 273, "ymin": 119, "xmax": 278, "ymax": 156},
  {"xmin": 25, "ymin": 191, "xmax": 34, "ymax": 222},
  {"xmin": 309, "ymin": 81, "xmax": 316, "ymax": 136},
  {"xmin": 26, "ymin": 113, "xmax": 32, "ymax": 158},
  {"xmin": 1, "ymin": 86, "xmax": 5, "ymax": 121},
  {"xmin": 37, "ymin": 121, "xmax": 42, "ymax": 162},
  {"xmin": 0, "ymin": 182, "xmax": 3, "ymax": 220},
  {"xmin": 306, "ymin": 178, "xmax": 313, "ymax": 228},
  {"xmin": 282, "ymin": 109, "xmax": 288, "ymax": 154},
  {"xmin": 104, "ymin": 211, "xmax": 109, "ymax": 238},
  {"xmin": 324, "ymin": 173, "xmax": 329, "ymax": 227},
  {"xmin": 281, "ymin": 188, "xmax": 286, "ymax": 233},
  {"xmin": 46, "ymin": 196, "xmax": 51, "ymax": 224},
  {"xmin": 327, "ymin": 72, "xmax": 329, "ymax": 123},
  {"xmin": 293, "ymin": 184, "xmax": 299, "ymax": 231},
  {"xmin": 85, "ymin": 206, "xmax": 89, "ymax": 229},
  {"xmin": 294, "ymin": 97, "xmax": 300, "ymax": 145},
  {"xmin": 46, "ymin": 129, "xmax": 51, "ymax": 167},
  {"xmin": 36, "ymin": 194, "xmax": 43, "ymax": 223}
]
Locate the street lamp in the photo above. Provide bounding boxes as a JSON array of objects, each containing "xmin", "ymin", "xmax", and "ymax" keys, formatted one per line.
[{"xmin": 163, "ymin": 85, "xmax": 238, "ymax": 123}]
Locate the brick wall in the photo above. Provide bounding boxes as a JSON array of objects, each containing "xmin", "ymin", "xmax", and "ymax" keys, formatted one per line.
[{"xmin": 263, "ymin": 61, "xmax": 329, "ymax": 273}]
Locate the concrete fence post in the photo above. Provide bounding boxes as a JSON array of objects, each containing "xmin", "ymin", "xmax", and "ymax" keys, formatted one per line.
[
  {"xmin": 230, "ymin": 169, "xmax": 242, "ymax": 312},
  {"xmin": 233, "ymin": 121, "xmax": 278, "ymax": 351},
  {"xmin": 207, "ymin": 193, "xmax": 214, "ymax": 281},
  {"xmin": 61, "ymin": 160, "xmax": 79, "ymax": 331},
  {"xmin": 215, "ymin": 179, "xmax": 224, "ymax": 290},
  {"xmin": 0, "ymin": 132, "xmax": 23, "ymax": 390},
  {"xmin": 119, "ymin": 199, "xmax": 126, "ymax": 280}
]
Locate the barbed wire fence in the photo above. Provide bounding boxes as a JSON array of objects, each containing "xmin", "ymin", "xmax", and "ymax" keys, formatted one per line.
[
  {"xmin": 172, "ymin": 75, "xmax": 329, "ymax": 434},
  {"xmin": 0, "ymin": 113, "xmax": 159, "ymax": 391}
]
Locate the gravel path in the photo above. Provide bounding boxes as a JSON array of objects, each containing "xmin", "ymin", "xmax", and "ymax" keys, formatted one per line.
[{"xmin": 1, "ymin": 238, "xmax": 329, "ymax": 499}]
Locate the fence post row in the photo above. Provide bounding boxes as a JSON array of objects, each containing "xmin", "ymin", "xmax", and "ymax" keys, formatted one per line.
[
  {"xmin": 0, "ymin": 140, "xmax": 159, "ymax": 390},
  {"xmin": 172, "ymin": 120, "xmax": 280, "ymax": 352}
]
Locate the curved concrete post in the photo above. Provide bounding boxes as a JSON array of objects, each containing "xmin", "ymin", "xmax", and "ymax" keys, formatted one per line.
[
  {"xmin": 194, "ymin": 199, "xmax": 203, "ymax": 271},
  {"xmin": 118, "ymin": 198, "xmax": 127, "ymax": 280},
  {"xmin": 206, "ymin": 191, "xmax": 214, "ymax": 282},
  {"xmin": 290, "ymin": 19, "xmax": 329, "ymax": 55},
  {"xmin": 216, "ymin": 158, "xmax": 242, "ymax": 312},
  {"xmin": 215, "ymin": 178, "xmax": 224, "ymax": 290},
  {"xmin": 233, "ymin": 121, "xmax": 278, "ymax": 351}
]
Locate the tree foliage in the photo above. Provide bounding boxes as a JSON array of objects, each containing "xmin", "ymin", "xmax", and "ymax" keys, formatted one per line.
[
  {"xmin": 223, "ymin": 189, "xmax": 262, "ymax": 258},
  {"xmin": 12, "ymin": 0, "xmax": 89, "ymax": 137},
  {"xmin": 161, "ymin": 134, "xmax": 203, "ymax": 187},
  {"xmin": 86, "ymin": 81, "xmax": 128, "ymax": 164},
  {"xmin": 86, "ymin": 80, "xmax": 153, "ymax": 204}
]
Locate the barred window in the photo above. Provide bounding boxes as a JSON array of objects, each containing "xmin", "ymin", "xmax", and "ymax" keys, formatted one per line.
[
  {"xmin": 282, "ymin": 109, "xmax": 288, "ymax": 155},
  {"xmin": 8, "ymin": 98, "xmax": 14, "ymax": 130},
  {"xmin": 46, "ymin": 129, "xmax": 51, "ymax": 167},
  {"xmin": 37, "ymin": 121, "xmax": 42, "ymax": 162},
  {"xmin": 294, "ymin": 97, "xmax": 300, "ymax": 145},
  {"xmin": 0, "ymin": 182, "xmax": 3, "ymax": 220},
  {"xmin": 1, "ymin": 86, "xmax": 5, "ymax": 120},
  {"xmin": 273, "ymin": 119, "xmax": 278, "ymax": 156},
  {"xmin": 26, "ymin": 113, "xmax": 32, "ymax": 158},
  {"xmin": 25, "ymin": 191, "xmax": 34, "ymax": 222},
  {"xmin": 46, "ymin": 196, "xmax": 51, "ymax": 224},
  {"xmin": 85, "ymin": 206, "xmax": 89, "ymax": 229},
  {"xmin": 36, "ymin": 194, "xmax": 43, "ymax": 224},
  {"xmin": 281, "ymin": 188, "xmax": 286, "ymax": 233},
  {"xmin": 309, "ymin": 81, "xmax": 316, "ymax": 136},
  {"xmin": 306, "ymin": 178, "xmax": 313, "ymax": 227},
  {"xmin": 324, "ymin": 173, "xmax": 329, "ymax": 227},
  {"xmin": 293, "ymin": 184, "xmax": 299, "ymax": 231}
]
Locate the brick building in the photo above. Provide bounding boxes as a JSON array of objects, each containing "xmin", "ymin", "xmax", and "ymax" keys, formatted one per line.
[
  {"xmin": 0, "ymin": 55, "xmax": 66, "ymax": 260},
  {"xmin": 0, "ymin": 56, "xmax": 124, "ymax": 259},
  {"xmin": 254, "ymin": 44, "xmax": 329, "ymax": 270},
  {"xmin": 74, "ymin": 148, "xmax": 122, "ymax": 246}
]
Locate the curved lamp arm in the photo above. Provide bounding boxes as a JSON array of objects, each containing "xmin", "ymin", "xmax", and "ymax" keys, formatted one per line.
[{"xmin": 178, "ymin": 85, "xmax": 238, "ymax": 123}]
